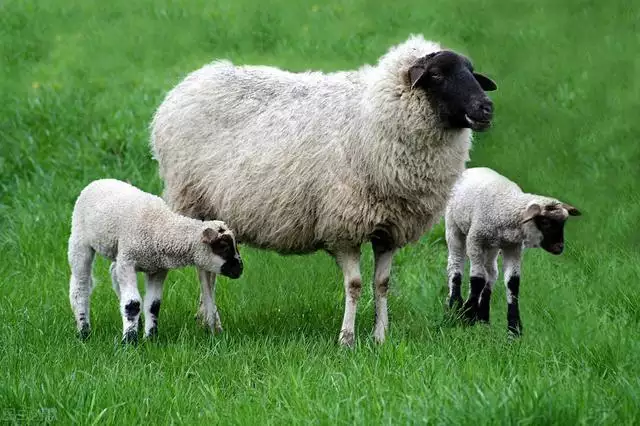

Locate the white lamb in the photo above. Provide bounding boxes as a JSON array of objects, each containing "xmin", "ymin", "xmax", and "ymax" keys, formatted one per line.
[
  {"xmin": 150, "ymin": 34, "xmax": 498, "ymax": 346},
  {"xmin": 67, "ymin": 178, "xmax": 243, "ymax": 343},
  {"xmin": 444, "ymin": 167, "xmax": 581, "ymax": 335}
]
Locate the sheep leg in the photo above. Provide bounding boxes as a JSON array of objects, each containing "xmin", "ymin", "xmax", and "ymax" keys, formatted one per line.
[
  {"xmin": 143, "ymin": 270, "xmax": 167, "ymax": 339},
  {"xmin": 196, "ymin": 268, "xmax": 223, "ymax": 334},
  {"xmin": 477, "ymin": 248, "xmax": 499, "ymax": 323},
  {"xmin": 69, "ymin": 242, "xmax": 95, "ymax": 339},
  {"xmin": 445, "ymin": 225, "xmax": 467, "ymax": 310},
  {"xmin": 464, "ymin": 243, "xmax": 487, "ymax": 324},
  {"xmin": 502, "ymin": 246, "xmax": 523, "ymax": 336},
  {"xmin": 371, "ymin": 233, "xmax": 396, "ymax": 344},
  {"xmin": 336, "ymin": 248, "xmax": 362, "ymax": 348},
  {"xmin": 114, "ymin": 260, "xmax": 142, "ymax": 344}
]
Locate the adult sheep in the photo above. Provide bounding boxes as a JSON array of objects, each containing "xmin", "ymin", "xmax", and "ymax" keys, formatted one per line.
[{"xmin": 150, "ymin": 34, "xmax": 498, "ymax": 347}]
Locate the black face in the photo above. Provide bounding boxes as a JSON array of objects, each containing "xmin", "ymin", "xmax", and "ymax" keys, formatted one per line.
[
  {"xmin": 533, "ymin": 216, "xmax": 566, "ymax": 255},
  {"xmin": 211, "ymin": 234, "xmax": 243, "ymax": 279},
  {"xmin": 409, "ymin": 50, "xmax": 497, "ymax": 131}
]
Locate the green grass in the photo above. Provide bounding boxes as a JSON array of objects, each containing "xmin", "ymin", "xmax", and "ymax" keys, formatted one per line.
[{"xmin": 1, "ymin": 0, "xmax": 639, "ymax": 423}]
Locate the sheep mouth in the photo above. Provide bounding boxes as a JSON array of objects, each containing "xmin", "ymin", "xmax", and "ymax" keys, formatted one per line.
[{"xmin": 465, "ymin": 114, "xmax": 492, "ymax": 131}]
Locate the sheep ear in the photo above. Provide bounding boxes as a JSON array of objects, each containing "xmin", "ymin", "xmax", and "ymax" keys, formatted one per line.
[
  {"xmin": 409, "ymin": 65, "xmax": 427, "ymax": 89},
  {"xmin": 522, "ymin": 202, "xmax": 541, "ymax": 224},
  {"xmin": 561, "ymin": 203, "xmax": 582, "ymax": 216},
  {"xmin": 473, "ymin": 72, "xmax": 497, "ymax": 91},
  {"xmin": 201, "ymin": 228, "xmax": 219, "ymax": 244}
]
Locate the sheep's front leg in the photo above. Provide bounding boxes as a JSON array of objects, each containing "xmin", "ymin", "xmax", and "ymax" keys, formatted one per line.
[
  {"xmin": 463, "ymin": 242, "xmax": 487, "ymax": 324},
  {"xmin": 502, "ymin": 245, "xmax": 523, "ymax": 336},
  {"xmin": 336, "ymin": 248, "xmax": 362, "ymax": 348},
  {"xmin": 477, "ymin": 248, "xmax": 499, "ymax": 323},
  {"xmin": 114, "ymin": 261, "xmax": 142, "ymax": 344},
  {"xmin": 144, "ymin": 270, "xmax": 167, "ymax": 339},
  {"xmin": 371, "ymin": 233, "xmax": 396, "ymax": 344},
  {"xmin": 196, "ymin": 268, "xmax": 223, "ymax": 334},
  {"xmin": 445, "ymin": 226, "xmax": 467, "ymax": 310}
]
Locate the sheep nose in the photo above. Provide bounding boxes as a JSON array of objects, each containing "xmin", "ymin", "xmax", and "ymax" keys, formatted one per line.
[{"xmin": 480, "ymin": 101, "xmax": 493, "ymax": 116}]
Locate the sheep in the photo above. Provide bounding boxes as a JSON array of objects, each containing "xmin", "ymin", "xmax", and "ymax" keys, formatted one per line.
[
  {"xmin": 150, "ymin": 34, "xmax": 498, "ymax": 347},
  {"xmin": 67, "ymin": 178, "xmax": 243, "ymax": 343},
  {"xmin": 444, "ymin": 167, "xmax": 581, "ymax": 335}
]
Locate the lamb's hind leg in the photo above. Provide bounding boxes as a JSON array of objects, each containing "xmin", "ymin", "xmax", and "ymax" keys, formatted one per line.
[
  {"xmin": 335, "ymin": 247, "xmax": 362, "ymax": 348},
  {"xmin": 463, "ymin": 241, "xmax": 487, "ymax": 324},
  {"xmin": 69, "ymin": 242, "xmax": 95, "ymax": 339},
  {"xmin": 445, "ymin": 225, "xmax": 466, "ymax": 311},
  {"xmin": 477, "ymin": 248, "xmax": 499, "ymax": 323},
  {"xmin": 196, "ymin": 268, "xmax": 223, "ymax": 334},
  {"xmin": 371, "ymin": 232, "xmax": 396, "ymax": 344}
]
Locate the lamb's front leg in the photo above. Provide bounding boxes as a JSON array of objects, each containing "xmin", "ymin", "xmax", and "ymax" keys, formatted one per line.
[
  {"xmin": 196, "ymin": 268, "xmax": 223, "ymax": 334},
  {"xmin": 143, "ymin": 270, "xmax": 167, "ymax": 338},
  {"xmin": 114, "ymin": 260, "xmax": 142, "ymax": 344},
  {"xmin": 371, "ymin": 234, "xmax": 396, "ymax": 344},
  {"xmin": 502, "ymin": 245, "xmax": 523, "ymax": 336},
  {"xmin": 335, "ymin": 248, "xmax": 362, "ymax": 348}
]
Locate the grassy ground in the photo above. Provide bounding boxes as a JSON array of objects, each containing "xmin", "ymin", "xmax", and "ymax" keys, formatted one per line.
[{"xmin": 1, "ymin": 0, "xmax": 639, "ymax": 424}]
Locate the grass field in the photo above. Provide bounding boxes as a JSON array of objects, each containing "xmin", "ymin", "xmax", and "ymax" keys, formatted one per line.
[{"xmin": 1, "ymin": 0, "xmax": 639, "ymax": 423}]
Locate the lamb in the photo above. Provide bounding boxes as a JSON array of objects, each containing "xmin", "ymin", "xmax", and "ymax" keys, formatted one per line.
[
  {"xmin": 444, "ymin": 167, "xmax": 581, "ymax": 335},
  {"xmin": 67, "ymin": 178, "xmax": 243, "ymax": 343},
  {"xmin": 150, "ymin": 34, "xmax": 498, "ymax": 346}
]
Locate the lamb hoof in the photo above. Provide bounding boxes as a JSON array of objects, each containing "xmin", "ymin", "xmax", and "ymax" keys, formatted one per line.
[
  {"xmin": 122, "ymin": 329, "xmax": 139, "ymax": 345},
  {"xmin": 338, "ymin": 330, "xmax": 355, "ymax": 348},
  {"xmin": 508, "ymin": 324, "xmax": 522, "ymax": 337},
  {"xmin": 145, "ymin": 326, "xmax": 158, "ymax": 339},
  {"xmin": 77, "ymin": 324, "xmax": 91, "ymax": 340}
]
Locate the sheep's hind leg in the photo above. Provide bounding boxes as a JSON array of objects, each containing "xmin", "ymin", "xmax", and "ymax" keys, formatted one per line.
[
  {"xmin": 336, "ymin": 247, "xmax": 362, "ymax": 348},
  {"xmin": 371, "ymin": 232, "xmax": 396, "ymax": 344},
  {"xmin": 143, "ymin": 270, "xmax": 167, "ymax": 339},
  {"xmin": 477, "ymin": 248, "xmax": 499, "ymax": 323},
  {"xmin": 196, "ymin": 268, "xmax": 223, "ymax": 334},
  {"xmin": 114, "ymin": 261, "xmax": 142, "ymax": 344},
  {"xmin": 69, "ymin": 243, "xmax": 95, "ymax": 339}
]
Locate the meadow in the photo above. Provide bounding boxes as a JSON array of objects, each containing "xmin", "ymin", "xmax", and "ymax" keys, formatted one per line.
[{"xmin": 1, "ymin": 0, "xmax": 639, "ymax": 424}]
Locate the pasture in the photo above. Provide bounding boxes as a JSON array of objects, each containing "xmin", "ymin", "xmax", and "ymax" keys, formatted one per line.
[{"xmin": 1, "ymin": 0, "xmax": 639, "ymax": 423}]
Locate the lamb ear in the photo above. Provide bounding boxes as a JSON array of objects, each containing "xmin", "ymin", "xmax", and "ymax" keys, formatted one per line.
[
  {"xmin": 522, "ymin": 202, "xmax": 541, "ymax": 224},
  {"xmin": 561, "ymin": 203, "xmax": 582, "ymax": 216},
  {"xmin": 201, "ymin": 228, "xmax": 219, "ymax": 244},
  {"xmin": 473, "ymin": 72, "xmax": 497, "ymax": 91}
]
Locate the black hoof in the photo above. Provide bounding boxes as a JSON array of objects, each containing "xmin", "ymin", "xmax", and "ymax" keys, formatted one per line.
[
  {"xmin": 77, "ymin": 324, "xmax": 91, "ymax": 340},
  {"xmin": 121, "ymin": 329, "xmax": 139, "ymax": 345},
  {"xmin": 146, "ymin": 326, "xmax": 158, "ymax": 339}
]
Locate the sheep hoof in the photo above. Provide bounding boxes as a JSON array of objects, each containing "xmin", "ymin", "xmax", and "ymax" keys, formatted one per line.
[
  {"xmin": 373, "ymin": 327, "xmax": 386, "ymax": 344},
  {"xmin": 122, "ymin": 329, "xmax": 139, "ymax": 345},
  {"xmin": 338, "ymin": 330, "xmax": 355, "ymax": 348},
  {"xmin": 213, "ymin": 313, "xmax": 224, "ymax": 334},
  {"xmin": 77, "ymin": 324, "xmax": 91, "ymax": 340}
]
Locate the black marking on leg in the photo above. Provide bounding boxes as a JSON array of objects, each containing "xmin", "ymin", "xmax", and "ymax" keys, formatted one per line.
[
  {"xmin": 477, "ymin": 287, "xmax": 492, "ymax": 323},
  {"xmin": 150, "ymin": 300, "xmax": 161, "ymax": 317},
  {"xmin": 463, "ymin": 276, "xmax": 485, "ymax": 323},
  {"xmin": 122, "ymin": 329, "xmax": 139, "ymax": 345},
  {"xmin": 507, "ymin": 275, "xmax": 522, "ymax": 336},
  {"xmin": 448, "ymin": 273, "xmax": 464, "ymax": 309},
  {"xmin": 124, "ymin": 300, "xmax": 141, "ymax": 321}
]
